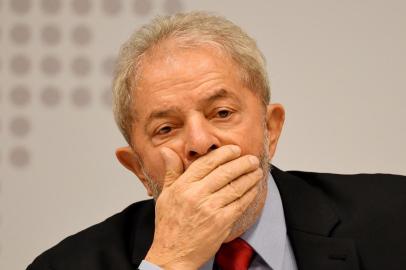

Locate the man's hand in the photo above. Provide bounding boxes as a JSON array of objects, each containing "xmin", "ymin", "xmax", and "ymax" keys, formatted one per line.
[{"xmin": 145, "ymin": 145, "xmax": 263, "ymax": 270}]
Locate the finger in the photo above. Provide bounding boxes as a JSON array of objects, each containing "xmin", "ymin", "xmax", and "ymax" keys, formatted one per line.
[
  {"xmin": 160, "ymin": 147, "xmax": 184, "ymax": 188},
  {"xmin": 200, "ymin": 155, "xmax": 260, "ymax": 194},
  {"xmin": 220, "ymin": 184, "xmax": 259, "ymax": 224},
  {"xmin": 208, "ymin": 168, "xmax": 263, "ymax": 208},
  {"xmin": 184, "ymin": 145, "xmax": 242, "ymax": 182}
]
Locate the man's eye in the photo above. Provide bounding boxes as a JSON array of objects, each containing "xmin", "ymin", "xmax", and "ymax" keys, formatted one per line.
[
  {"xmin": 157, "ymin": 126, "xmax": 172, "ymax": 135},
  {"xmin": 217, "ymin": 110, "xmax": 232, "ymax": 118}
]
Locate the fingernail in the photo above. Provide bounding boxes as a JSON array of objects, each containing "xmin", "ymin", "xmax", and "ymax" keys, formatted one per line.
[
  {"xmin": 248, "ymin": 155, "xmax": 259, "ymax": 165},
  {"xmin": 229, "ymin": 145, "xmax": 241, "ymax": 154}
]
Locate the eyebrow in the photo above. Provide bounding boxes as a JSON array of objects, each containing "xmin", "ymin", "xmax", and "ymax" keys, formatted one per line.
[
  {"xmin": 204, "ymin": 88, "xmax": 238, "ymax": 104},
  {"xmin": 146, "ymin": 106, "xmax": 181, "ymax": 124},
  {"xmin": 144, "ymin": 88, "xmax": 238, "ymax": 126}
]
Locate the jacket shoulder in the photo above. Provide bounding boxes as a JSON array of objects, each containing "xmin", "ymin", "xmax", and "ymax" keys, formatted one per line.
[
  {"xmin": 288, "ymin": 170, "xmax": 406, "ymax": 213},
  {"xmin": 287, "ymin": 170, "xmax": 406, "ymax": 267},
  {"xmin": 27, "ymin": 200, "xmax": 154, "ymax": 270}
]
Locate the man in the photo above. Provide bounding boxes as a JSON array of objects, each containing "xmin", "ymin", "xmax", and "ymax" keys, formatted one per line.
[{"xmin": 28, "ymin": 11, "xmax": 406, "ymax": 270}]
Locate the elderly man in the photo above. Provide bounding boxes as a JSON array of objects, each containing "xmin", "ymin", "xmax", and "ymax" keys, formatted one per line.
[{"xmin": 28, "ymin": 12, "xmax": 405, "ymax": 270}]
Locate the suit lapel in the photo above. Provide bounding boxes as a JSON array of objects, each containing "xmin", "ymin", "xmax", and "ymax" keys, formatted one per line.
[
  {"xmin": 272, "ymin": 166, "xmax": 360, "ymax": 270},
  {"xmin": 288, "ymin": 230, "xmax": 360, "ymax": 270}
]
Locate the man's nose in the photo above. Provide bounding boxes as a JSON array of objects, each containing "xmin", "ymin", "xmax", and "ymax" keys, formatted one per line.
[{"xmin": 184, "ymin": 118, "xmax": 220, "ymax": 163}]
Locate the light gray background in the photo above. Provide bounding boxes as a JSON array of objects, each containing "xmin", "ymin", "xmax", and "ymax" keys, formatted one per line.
[{"xmin": 1, "ymin": 0, "xmax": 405, "ymax": 269}]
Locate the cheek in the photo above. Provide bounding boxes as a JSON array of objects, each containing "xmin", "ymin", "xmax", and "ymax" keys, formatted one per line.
[
  {"xmin": 239, "ymin": 137, "xmax": 264, "ymax": 157},
  {"xmin": 222, "ymin": 124, "xmax": 265, "ymax": 157},
  {"xmin": 133, "ymin": 130, "xmax": 167, "ymax": 183},
  {"xmin": 141, "ymin": 152, "xmax": 166, "ymax": 184},
  {"xmin": 246, "ymin": 108, "xmax": 267, "ymax": 148}
]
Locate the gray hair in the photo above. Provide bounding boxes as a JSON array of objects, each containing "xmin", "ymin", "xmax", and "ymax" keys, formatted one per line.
[{"xmin": 112, "ymin": 11, "xmax": 271, "ymax": 145}]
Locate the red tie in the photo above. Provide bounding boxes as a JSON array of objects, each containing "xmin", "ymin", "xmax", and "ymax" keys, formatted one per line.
[{"xmin": 215, "ymin": 238, "xmax": 254, "ymax": 270}]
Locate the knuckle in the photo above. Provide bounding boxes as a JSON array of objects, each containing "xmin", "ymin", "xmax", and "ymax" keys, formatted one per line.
[
  {"xmin": 246, "ymin": 155, "xmax": 259, "ymax": 167},
  {"xmin": 219, "ymin": 164, "xmax": 233, "ymax": 178},
  {"xmin": 193, "ymin": 157, "xmax": 216, "ymax": 172},
  {"xmin": 225, "ymin": 146, "xmax": 237, "ymax": 157},
  {"xmin": 199, "ymin": 203, "xmax": 214, "ymax": 217},
  {"xmin": 228, "ymin": 182, "xmax": 243, "ymax": 198},
  {"xmin": 183, "ymin": 191, "xmax": 198, "ymax": 206},
  {"xmin": 189, "ymin": 162, "xmax": 211, "ymax": 178},
  {"xmin": 196, "ymin": 162, "xmax": 210, "ymax": 172},
  {"xmin": 202, "ymin": 156, "xmax": 217, "ymax": 169}
]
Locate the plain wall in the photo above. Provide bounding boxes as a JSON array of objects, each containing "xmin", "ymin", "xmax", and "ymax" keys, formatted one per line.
[{"xmin": 1, "ymin": 0, "xmax": 405, "ymax": 269}]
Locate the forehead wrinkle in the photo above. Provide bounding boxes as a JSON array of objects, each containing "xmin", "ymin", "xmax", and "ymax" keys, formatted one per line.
[
  {"xmin": 202, "ymin": 88, "xmax": 240, "ymax": 104},
  {"xmin": 144, "ymin": 70, "xmax": 225, "ymax": 97},
  {"xmin": 137, "ymin": 47, "xmax": 231, "ymax": 98}
]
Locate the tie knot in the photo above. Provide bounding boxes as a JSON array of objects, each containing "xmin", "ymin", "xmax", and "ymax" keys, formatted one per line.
[{"xmin": 215, "ymin": 238, "xmax": 254, "ymax": 270}]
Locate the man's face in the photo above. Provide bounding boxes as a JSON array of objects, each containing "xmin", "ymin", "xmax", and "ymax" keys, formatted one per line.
[
  {"xmin": 129, "ymin": 44, "xmax": 272, "ymax": 191},
  {"xmin": 116, "ymin": 42, "xmax": 285, "ymax": 239}
]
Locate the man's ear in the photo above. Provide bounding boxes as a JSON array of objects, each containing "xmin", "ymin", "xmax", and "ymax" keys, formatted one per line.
[
  {"xmin": 115, "ymin": 146, "xmax": 154, "ymax": 196},
  {"xmin": 265, "ymin": 103, "xmax": 285, "ymax": 160}
]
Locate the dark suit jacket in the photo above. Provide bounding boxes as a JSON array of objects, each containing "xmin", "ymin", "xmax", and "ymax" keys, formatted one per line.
[{"xmin": 27, "ymin": 167, "xmax": 406, "ymax": 270}]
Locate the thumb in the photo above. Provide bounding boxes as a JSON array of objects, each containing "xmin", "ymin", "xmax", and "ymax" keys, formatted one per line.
[{"xmin": 160, "ymin": 147, "xmax": 184, "ymax": 188}]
